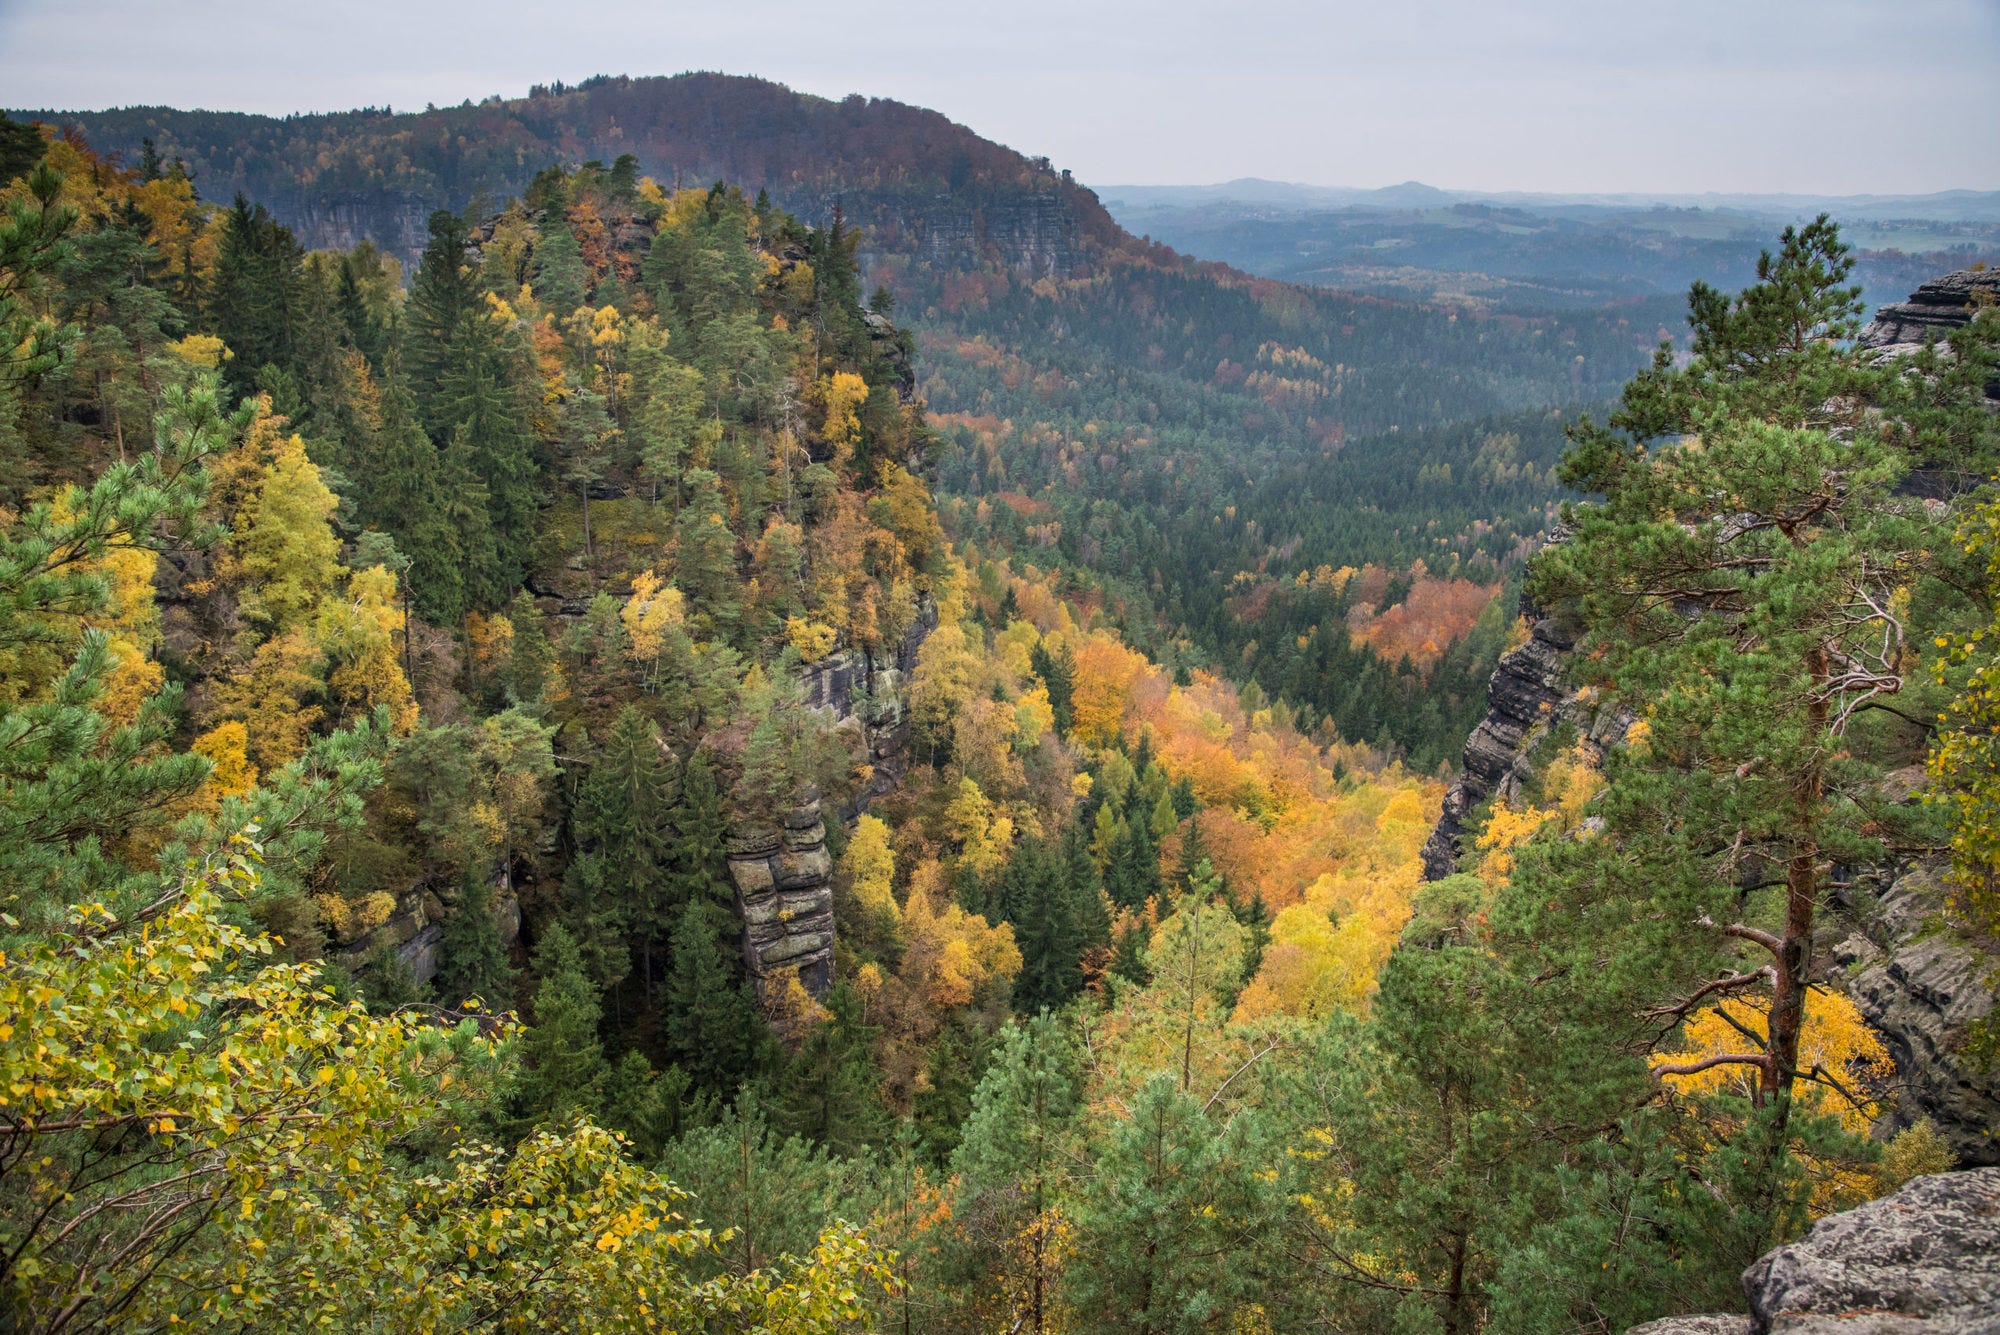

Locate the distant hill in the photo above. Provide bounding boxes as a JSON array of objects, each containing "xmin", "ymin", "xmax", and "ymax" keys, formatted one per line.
[
  {"xmin": 14, "ymin": 72, "xmax": 1129, "ymax": 271},
  {"xmin": 1102, "ymin": 180, "xmax": 2000, "ymax": 224},
  {"xmin": 1100, "ymin": 185, "xmax": 2000, "ymax": 314}
]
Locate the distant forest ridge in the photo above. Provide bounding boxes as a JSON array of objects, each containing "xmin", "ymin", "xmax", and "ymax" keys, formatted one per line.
[
  {"xmin": 10, "ymin": 72, "xmax": 1136, "ymax": 268},
  {"xmin": 1099, "ymin": 178, "xmax": 2000, "ymax": 223}
]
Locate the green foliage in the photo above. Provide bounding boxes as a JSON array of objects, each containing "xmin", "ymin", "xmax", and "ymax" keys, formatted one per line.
[{"xmin": 510, "ymin": 924, "xmax": 610, "ymax": 1131}]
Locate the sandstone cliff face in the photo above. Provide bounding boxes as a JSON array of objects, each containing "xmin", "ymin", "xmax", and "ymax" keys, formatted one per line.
[
  {"xmin": 1418, "ymin": 593, "xmax": 1629, "ymax": 881},
  {"xmin": 1858, "ymin": 268, "xmax": 2000, "ymax": 404},
  {"xmin": 725, "ymin": 602, "xmax": 937, "ymax": 997},
  {"xmin": 1627, "ymin": 1168, "xmax": 2000, "ymax": 1334},
  {"xmin": 1832, "ymin": 865, "xmax": 2000, "ymax": 1168}
]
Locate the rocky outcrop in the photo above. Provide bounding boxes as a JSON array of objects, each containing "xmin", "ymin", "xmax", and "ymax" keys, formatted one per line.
[
  {"xmin": 1627, "ymin": 1168, "xmax": 2000, "ymax": 1334},
  {"xmin": 1419, "ymin": 593, "xmax": 1630, "ymax": 881},
  {"xmin": 1859, "ymin": 268, "xmax": 2000, "ymax": 404},
  {"xmin": 1831, "ymin": 865, "xmax": 2000, "ymax": 1168},
  {"xmin": 725, "ymin": 601, "xmax": 937, "ymax": 997},
  {"xmin": 334, "ymin": 878, "xmax": 523, "ymax": 989},
  {"xmin": 728, "ymin": 793, "xmax": 837, "ymax": 997}
]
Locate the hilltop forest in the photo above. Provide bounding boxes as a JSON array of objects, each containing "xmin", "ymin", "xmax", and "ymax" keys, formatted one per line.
[{"xmin": 2, "ymin": 92, "xmax": 1999, "ymax": 1335}]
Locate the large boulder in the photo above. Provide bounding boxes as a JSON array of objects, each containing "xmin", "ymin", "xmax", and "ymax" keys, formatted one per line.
[{"xmin": 1627, "ymin": 1169, "xmax": 2000, "ymax": 1334}]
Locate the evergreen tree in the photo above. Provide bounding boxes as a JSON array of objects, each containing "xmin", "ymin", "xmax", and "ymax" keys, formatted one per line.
[
  {"xmin": 1528, "ymin": 217, "xmax": 1997, "ymax": 1171},
  {"xmin": 206, "ymin": 196, "xmax": 302, "ymax": 397},
  {"xmin": 405, "ymin": 210, "xmax": 476, "ymax": 416},
  {"xmin": 1029, "ymin": 640, "xmax": 1075, "ymax": 738},
  {"xmin": 435, "ymin": 876, "xmax": 514, "ymax": 1011},
  {"xmin": 666, "ymin": 752, "xmax": 734, "ymax": 909},
  {"xmin": 1066, "ymin": 1074, "xmax": 1277, "ymax": 1334},
  {"xmin": 661, "ymin": 898, "xmax": 760, "ymax": 1100},
  {"xmin": 363, "ymin": 366, "xmax": 464, "ymax": 625},
  {"xmin": 511, "ymin": 924, "xmax": 609, "ymax": 1131},
  {"xmin": 949, "ymin": 1015, "xmax": 1079, "ymax": 1334},
  {"xmin": 434, "ymin": 318, "xmax": 540, "ymax": 600},
  {"xmin": 777, "ymin": 981, "xmax": 889, "ymax": 1156},
  {"xmin": 569, "ymin": 706, "xmax": 676, "ymax": 1000},
  {"xmin": 532, "ymin": 219, "xmax": 589, "ymax": 315}
]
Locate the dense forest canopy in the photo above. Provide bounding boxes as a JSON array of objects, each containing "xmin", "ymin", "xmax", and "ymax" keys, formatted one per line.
[
  {"xmin": 1, "ymin": 87, "xmax": 1997, "ymax": 1335},
  {"xmin": 21, "ymin": 74, "xmax": 1693, "ymax": 764}
]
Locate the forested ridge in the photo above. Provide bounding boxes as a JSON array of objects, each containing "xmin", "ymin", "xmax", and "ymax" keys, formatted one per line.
[
  {"xmin": 3, "ymin": 99, "xmax": 1999, "ymax": 1335},
  {"xmin": 24, "ymin": 73, "xmax": 1686, "ymax": 765}
]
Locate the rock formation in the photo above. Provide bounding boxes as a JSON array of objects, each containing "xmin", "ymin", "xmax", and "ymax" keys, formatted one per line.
[
  {"xmin": 725, "ymin": 601, "xmax": 937, "ymax": 998},
  {"xmin": 1418, "ymin": 591, "xmax": 1629, "ymax": 881},
  {"xmin": 1627, "ymin": 1168, "xmax": 2000, "ymax": 1333},
  {"xmin": 1858, "ymin": 267, "xmax": 2000, "ymax": 404},
  {"xmin": 1832, "ymin": 864, "xmax": 2000, "ymax": 1168}
]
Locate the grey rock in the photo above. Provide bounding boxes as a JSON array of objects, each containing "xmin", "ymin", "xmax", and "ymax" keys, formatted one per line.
[
  {"xmin": 1744, "ymin": 1169, "xmax": 2000, "ymax": 1333},
  {"xmin": 1627, "ymin": 1317, "xmax": 1752, "ymax": 1335},
  {"xmin": 1849, "ymin": 929, "xmax": 2000, "ymax": 1168},
  {"xmin": 1421, "ymin": 596, "xmax": 1626, "ymax": 881}
]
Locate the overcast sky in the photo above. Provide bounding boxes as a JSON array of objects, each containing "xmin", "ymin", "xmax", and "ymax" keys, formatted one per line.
[{"xmin": 2, "ymin": 0, "xmax": 1996, "ymax": 195}]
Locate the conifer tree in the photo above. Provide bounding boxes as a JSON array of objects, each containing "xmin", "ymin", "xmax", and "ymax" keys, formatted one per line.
[
  {"xmin": 1528, "ymin": 217, "xmax": 1998, "ymax": 1137},
  {"xmin": 436, "ymin": 876, "xmax": 514, "ymax": 1011},
  {"xmin": 206, "ymin": 196, "xmax": 302, "ymax": 396},
  {"xmin": 511, "ymin": 924, "xmax": 609, "ymax": 1132},
  {"xmin": 364, "ymin": 367, "xmax": 464, "ymax": 625},
  {"xmin": 532, "ymin": 219, "xmax": 589, "ymax": 315},
  {"xmin": 434, "ymin": 318, "xmax": 540, "ymax": 600},
  {"xmin": 950, "ymin": 1015, "xmax": 1079, "ymax": 1334},
  {"xmin": 405, "ymin": 210, "xmax": 476, "ymax": 414},
  {"xmin": 569, "ymin": 706, "xmax": 676, "ymax": 999},
  {"xmin": 778, "ymin": 981, "xmax": 890, "ymax": 1156},
  {"xmin": 662, "ymin": 898, "xmax": 761, "ymax": 1100}
]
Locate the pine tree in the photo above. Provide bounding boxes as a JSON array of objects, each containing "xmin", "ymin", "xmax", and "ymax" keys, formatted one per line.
[
  {"xmin": 674, "ymin": 468, "xmax": 740, "ymax": 631},
  {"xmin": 1029, "ymin": 640, "xmax": 1075, "ymax": 738},
  {"xmin": 1066, "ymin": 1074, "xmax": 1277, "ymax": 1334},
  {"xmin": 1528, "ymin": 217, "xmax": 1998, "ymax": 1138},
  {"xmin": 666, "ymin": 752, "xmax": 734, "ymax": 910},
  {"xmin": 949, "ymin": 1015, "xmax": 1079, "ymax": 1334}
]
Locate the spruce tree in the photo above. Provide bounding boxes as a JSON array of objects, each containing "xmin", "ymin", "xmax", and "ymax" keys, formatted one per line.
[
  {"xmin": 661, "ymin": 898, "xmax": 760, "ymax": 1100},
  {"xmin": 569, "ymin": 706, "xmax": 676, "ymax": 1000},
  {"xmin": 206, "ymin": 196, "xmax": 302, "ymax": 397},
  {"xmin": 405, "ymin": 210, "xmax": 476, "ymax": 416},
  {"xmin": 777, "ymin": 981, "xmax": 889, "ymax": 1156},
  {"xmin": 511, "ymin": 924, "xmax": 609, "ymax": 1131},
  {"xmin": 531, "ymin": 219, "xmax": 589, "ymax": 315},
  {"xmin": 436, "ymin": 876, "xmax": 514, "ymax": 1011},
  {"xmin": 364, "ymin": 366, "xmax": 463, "ymax": 625}
]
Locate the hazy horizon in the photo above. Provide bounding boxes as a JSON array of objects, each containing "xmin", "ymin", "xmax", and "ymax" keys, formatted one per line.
[{"xmin": 3, "ymin": 0, "xmax": 1996, "ymax": 197}]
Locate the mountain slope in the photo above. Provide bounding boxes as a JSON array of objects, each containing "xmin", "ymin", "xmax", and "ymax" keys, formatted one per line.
[{"xmin": 16, "ymin": 72, "xmax": 1126, "ymax": 271}]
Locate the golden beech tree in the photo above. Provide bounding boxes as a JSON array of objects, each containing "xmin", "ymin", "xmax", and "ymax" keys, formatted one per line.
[
  {"xmin": 317, "ymin": 564, "xmax": 418, "ymax": 734},
  {"xmin": 235, "ymin": 433, "xmax": 341, "ymax": 631}
]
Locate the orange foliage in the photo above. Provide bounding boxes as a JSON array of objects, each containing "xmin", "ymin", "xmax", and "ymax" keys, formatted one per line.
[{"xmin": 1348, "ymin": 576, "xmax": 1499, "ymax": 669}]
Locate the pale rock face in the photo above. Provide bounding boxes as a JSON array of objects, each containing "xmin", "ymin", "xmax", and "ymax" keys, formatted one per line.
[{"xmin": 1630, "ymin": 1169, "xmax": 2000, "ymax": 1334}]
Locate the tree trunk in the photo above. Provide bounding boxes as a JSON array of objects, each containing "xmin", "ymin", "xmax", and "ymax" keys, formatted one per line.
[{"xmin": 1766, "ymin": 648, "xmax": 1828, "ymax": 1116}]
